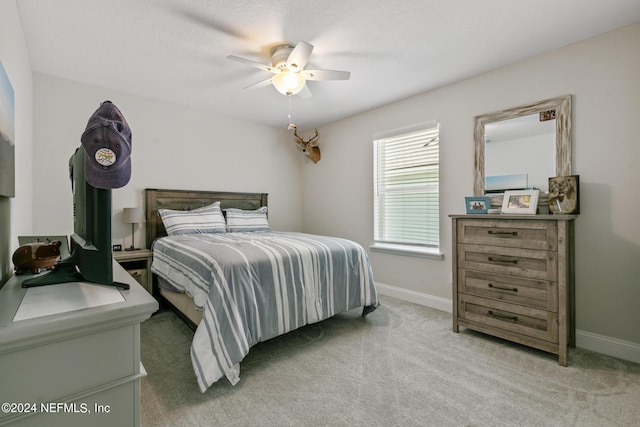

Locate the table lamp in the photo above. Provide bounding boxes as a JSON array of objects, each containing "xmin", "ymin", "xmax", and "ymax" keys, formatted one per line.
[{"xmin": 123, "ymin": 207, "xmax": 145, "ymax": 251}]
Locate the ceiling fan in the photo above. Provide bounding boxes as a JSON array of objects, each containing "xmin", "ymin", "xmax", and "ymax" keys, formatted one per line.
[{"xmin": 227, "ymin": 41, "xmax": 350, "ymax": 99}]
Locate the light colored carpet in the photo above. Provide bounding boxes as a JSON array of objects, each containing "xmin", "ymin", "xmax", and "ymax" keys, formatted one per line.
[{"xmin": 140, "ymin": 296, "xmax": 640, "ymax": 426}]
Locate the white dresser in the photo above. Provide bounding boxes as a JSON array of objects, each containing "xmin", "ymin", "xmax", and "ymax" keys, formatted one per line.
[
  {"xmin": 0, "ymin": 261, "xmax": 158, "ymax": 427},
  {"xmin": 450, "ymin": 214, "xmax": 576, "ymax": 365}
]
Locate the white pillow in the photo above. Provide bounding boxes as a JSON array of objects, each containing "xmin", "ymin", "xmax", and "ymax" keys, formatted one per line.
[
  {"xmin": 225, "ymin": 206, "xmax": 270, "ymax": 232},
  {"xmin": 159, "ymin": 201, "xmax": 226, "ymax": 235}
]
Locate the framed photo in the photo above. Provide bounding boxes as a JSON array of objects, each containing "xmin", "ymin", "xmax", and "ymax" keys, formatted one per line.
[
  {"xmin": 501, "ymin": 189, "xmax": 539, "ymax": 214},
  {"xmin": 465, "ymin": 196, "xmax": 491, "ymax": 214},
  {"xmin": 0, "ymin": 60, "xmax": 15, "ymax": 198},
  {"xmin": 549, "ymin": 175, "xmax": 580, "ymax": 214},
  {"xmin": 485, "ymin": 173, "xmax": 529, "ymax": 193}
]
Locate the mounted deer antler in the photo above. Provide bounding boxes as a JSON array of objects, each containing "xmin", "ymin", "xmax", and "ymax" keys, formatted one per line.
[{"xmin": 293, "ymin": 127, "xmax": 321, "ymax": 163}]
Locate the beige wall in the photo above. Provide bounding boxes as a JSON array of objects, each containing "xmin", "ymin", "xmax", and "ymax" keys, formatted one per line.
[
  {"xmin": 31, "ymin": 74, "xmax": 304, "ymax": 249},
  {"xmin": 303, "ymin": 23, "xmax": 640, "ymax": 358},
  {"xmin": 0, "ymin": 0, "xmax": 33, "ymax": 285},
  {"xmin": 6, "ymin": 0, "xmax": 639, "ymax": 361}
]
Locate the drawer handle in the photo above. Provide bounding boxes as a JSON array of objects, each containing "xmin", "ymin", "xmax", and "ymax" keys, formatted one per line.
[
  {"xmin": 488, "ymin": 230, "xmax": 518, "ymax": 237},
  {"xmin": 488, "ymin": 283, "xmax": 518, "ymax": 292},
  {"xmin": 488, "ymin": 310, "xmax": 518, "ymax": 322},
  {"xmin": 488, "ymin": 256, "xmax": 518, "ymax": 264}
]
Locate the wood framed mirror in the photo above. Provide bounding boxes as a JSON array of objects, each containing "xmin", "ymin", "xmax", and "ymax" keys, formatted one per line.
[{"xmin": 473, "ymin": 95, "xmax": 572, "ymax": 196}]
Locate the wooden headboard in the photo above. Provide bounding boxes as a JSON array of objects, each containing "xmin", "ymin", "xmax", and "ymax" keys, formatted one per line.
[{"xmin": 144, "ymin": 188, "xmax": 268, "ymax": 249}]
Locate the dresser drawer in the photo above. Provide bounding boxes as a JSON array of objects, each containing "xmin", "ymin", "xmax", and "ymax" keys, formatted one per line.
[
  {"xmin": 459, "ymin": 269, "xmax": 557, "ymax": 311},
  {"xmin": 458, "ymin": 294, "xmax": 558, "ymax": 343},
  {"xmin": 458, "ymin": 243, "xmax": 557, "ymax": 281},
  {"xmin": 457, "ymin": 219, "xmax": 558, "ymax": 250},
  {"xmin": 127, "ymin": 268, "xmax": 147, "ymax": 287}
]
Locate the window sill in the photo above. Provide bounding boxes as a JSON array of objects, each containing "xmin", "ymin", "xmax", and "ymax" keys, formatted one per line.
[{"xmin": 369, "ymin": 243, "xmax": 444, "ymax": 260}]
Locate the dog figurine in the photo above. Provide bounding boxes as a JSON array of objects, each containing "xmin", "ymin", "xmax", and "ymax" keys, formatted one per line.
[{"xmin": 12, "ymin": 240, "xmax": 62, "ymax": 274}]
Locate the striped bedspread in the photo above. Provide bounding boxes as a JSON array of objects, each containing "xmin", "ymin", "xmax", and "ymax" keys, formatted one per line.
[{"xmin": 151, "ymin": 231, "xmax": 379, "ymax": 392}]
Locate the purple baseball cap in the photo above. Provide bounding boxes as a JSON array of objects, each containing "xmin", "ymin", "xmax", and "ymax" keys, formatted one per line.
[{"xmin": 80, "ymin": 101, "xmax": 132, "ymax": 189}]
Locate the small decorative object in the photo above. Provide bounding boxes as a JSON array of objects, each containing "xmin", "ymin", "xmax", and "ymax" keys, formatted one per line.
[
  {"xmin": 549, "ymin": 175, "xmax": 580, "ymax": 214},
  {"xmin": 123, "ymin": 207, "xmax": 145, "ymax": 251},
  {"xmin": 501, "ymin": 189, "xmax": 539, "ymax": 214},
  {"xmin": 465, "ymin": 196, "xmax": 491, "ymax": 214},
  {"xmin": 12, "ymin": 240, "xmax": 61, "ymax": 274},
  {"xmin": 539, "ymin": 109, "xmax": 556, "ymax": 121},
  {"xmin": 293, "ymin": 126, "xmax": 321, "ymax": 163}
]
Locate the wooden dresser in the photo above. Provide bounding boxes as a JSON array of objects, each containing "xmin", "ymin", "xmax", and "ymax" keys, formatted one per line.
[{"xmin": 450, "ymin": 214, "xmax": 576, "ymax": 365}]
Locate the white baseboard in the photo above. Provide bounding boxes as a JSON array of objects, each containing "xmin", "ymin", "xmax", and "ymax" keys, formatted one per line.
[
  {"xmin": 376, "ymin": 282, "xmax": 640, "ymax": 365},
  {"xmin": 375, "ymin": 282, "xmax": 452, "ymax": 313},
  {"xmin": 576, "ymin": 329, "xmax": 640, "ymax": 364}
]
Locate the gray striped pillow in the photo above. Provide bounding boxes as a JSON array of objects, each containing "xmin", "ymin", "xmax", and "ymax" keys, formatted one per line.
[
  {"xmin": 225, "ymin": 206, "xmax": 270, "ymax": 232},
  {"xmin": 159, "ymin": 202, "xmax": 226, "ymax": 235}
]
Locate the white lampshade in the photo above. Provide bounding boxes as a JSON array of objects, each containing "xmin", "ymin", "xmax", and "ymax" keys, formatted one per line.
[
  {"xmin": 272, "ymin": 70, "xmax": 306, "ymax": 96},
  {"xmin": 123, "ymin": 207, "xmax": 145, "ymax": 224}
]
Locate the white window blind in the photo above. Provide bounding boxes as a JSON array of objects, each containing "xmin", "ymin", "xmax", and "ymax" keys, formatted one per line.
[{"xmin": 373, "ymin": 125, "xmax": 439, "ymax": 248}]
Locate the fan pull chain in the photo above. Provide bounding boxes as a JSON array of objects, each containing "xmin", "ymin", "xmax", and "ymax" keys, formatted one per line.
[{"xmin": 287, "ymin": 95, "xmax": 296, "ymax": 130}]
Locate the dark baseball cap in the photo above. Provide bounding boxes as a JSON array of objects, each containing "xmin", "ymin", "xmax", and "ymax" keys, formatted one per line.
[{"xmin": 80, "ymin": 101, "xmax": 132, "ymax": 189}]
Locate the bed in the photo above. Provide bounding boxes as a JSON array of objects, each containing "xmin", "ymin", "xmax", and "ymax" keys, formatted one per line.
[{"xmin": 145, "ymin": 188, "xmax": 379, "ymax": 392}]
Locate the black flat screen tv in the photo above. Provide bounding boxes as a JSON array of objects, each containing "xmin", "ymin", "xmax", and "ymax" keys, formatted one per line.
[{"xmin": 22, "ymin": 146, "xmax": 128, "ymax": 289}]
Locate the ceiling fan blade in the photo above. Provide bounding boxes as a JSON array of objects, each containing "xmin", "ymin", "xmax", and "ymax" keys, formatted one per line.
[
  {"xmin": 297, "ymin": 84, "xmax": 312, "ymax": 99},
  {"xmin": 227, "ymin": 55, "xmax": 277, "ymax": 73},
  {"xmin": 287, "ymin": 41, "xmax": 313, "ymax": 70},
  {"xmin": 301, "ymin": 69, "xmax": 351, "ymax": 81},
  {"xmin": 175, "ymin": 8, "xmax": 249, "ymax": 41},
  {"xmin": 243, "ymin": 78, "xmax": 274, "ymax": 90}
]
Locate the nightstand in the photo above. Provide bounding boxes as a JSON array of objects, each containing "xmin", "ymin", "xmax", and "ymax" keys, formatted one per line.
[{"xmin": 113, "ymin": 248, "xmax": 153, "ymax": 294}]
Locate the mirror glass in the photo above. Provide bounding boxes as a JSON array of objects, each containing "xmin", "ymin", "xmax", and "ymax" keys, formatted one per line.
[
  {"xmin": 484, "ymin": 113, "xmax": 555, "ymax": 192},
  {"xmin": 473, "ymin": 95, "xmax": 572, "ymax": 197}
]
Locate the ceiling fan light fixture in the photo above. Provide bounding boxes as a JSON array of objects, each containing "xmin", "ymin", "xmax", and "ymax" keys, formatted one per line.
[
  {"xmin": 229, "ymin": 41, "xmax": 350, "ymax": 99},
  {"xmin": 272, "ymin": 70, "xmax": 306, "ymax": 96}
]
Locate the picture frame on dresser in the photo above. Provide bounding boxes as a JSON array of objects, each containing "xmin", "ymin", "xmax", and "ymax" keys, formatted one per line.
[
  {"xmin": 464, "ymin": 196, "xmax": 491, "ymax": 214},
  {"xmin": 549, "ymin": 175, "xmax": 580, "ymax": 214},
  {"xmin": 501, "ymin": 189, "xmax": 539, "ymax": 214}
]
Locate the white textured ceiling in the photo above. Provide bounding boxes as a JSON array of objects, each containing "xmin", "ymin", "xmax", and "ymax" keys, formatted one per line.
[{"xmin": 16, "ymin": 0, "xmax": 640, "ymax": 129}]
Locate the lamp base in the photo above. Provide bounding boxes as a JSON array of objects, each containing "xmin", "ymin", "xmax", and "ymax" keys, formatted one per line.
[{"xmin": 125, "ymin": 246, "xmax": 140, "ymax": 251}]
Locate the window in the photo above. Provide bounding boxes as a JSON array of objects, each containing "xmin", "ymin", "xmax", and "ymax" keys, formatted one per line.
[{"xmin": 372, "ymin": 123, "xmax": 440, "ymax": 257}]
